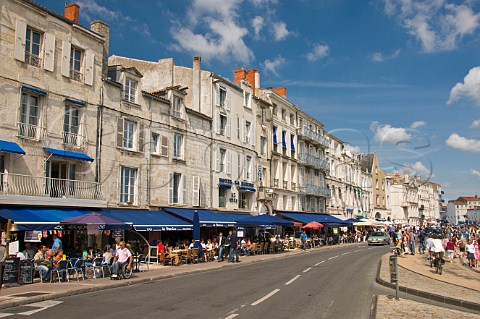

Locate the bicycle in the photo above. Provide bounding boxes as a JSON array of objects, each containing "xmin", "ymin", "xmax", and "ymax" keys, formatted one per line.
[{"xmin": 433, "ymin": 252, "xmax": 445, "ymax": 275}]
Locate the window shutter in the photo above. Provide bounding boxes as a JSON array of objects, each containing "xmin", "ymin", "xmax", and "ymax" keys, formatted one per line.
[
  {"xmin": 215, "ymin": 148, "xmax": 221, "ymax": 172},
  {"xmin": 226, "ymin": 115, "xmax": 231, "ymax": 138},
  {"xmin": 226, "ymin": 150, "xmax": 232, "ymax": 175},
  {"xmin": 226, "ymin": 89, "xmax": 231, "ymax": 111},
  {"xmin": 243, "ymin": 155, "xmax": 247, "ymax": 180},
  {"xmin": 116, "ymin": 118, "xmax": 124, "ymax": 147},
  {"xmin": 251, "ymin": 121, "xmax": 256, "ymax": 147},
  {"xmin": 215, "ymin": 110, "xmax": 220, "ymax": 134},
  {"xmin": 43, "ymin": 33, "xmax": 55, "ymax": 72},
  {"xmin": 161, "ymin": 135, "xmax": 168, "ymax": 157},
  {"xmin": 242, "ymin": 118, "xmax": 246, "ymax": 143},
  {"xmin": 237, "ymin": 115, "xmax": 240, "ymax": 139},
  {"xmin": 192, "ymin": 176, "xmax": 200, "ymax": 207},
  {"xmin": 138, "ymin": 123, "xmax": 145, "ymax": 152},
  {"xmin": 243, "ymin": 91, "xmax": 246, "ymax": 107},
  {"xmin": 237, "ymin": 153, "xmax": 241, "ymax": 181},
  {"xmin": 84, "ymin": 50, "xmax": 94, "ymax": 86},
  {"xmin": 14, "ymin": 19, "xmax": 27, "ymax": 62},
  {"xmin": 61, "ymin": 40, "xmax": 71, "ymax": 77},
  {"xmin": 215, "ymin": 83, "xmax": 220, "ymax": 106},
  {"xmin": 168, "ymin": 172, "xmax": 173, "ymax": 205},
  {"xmin": 182, "ymin": 174, "xmax": 187, "ymax": 205}
]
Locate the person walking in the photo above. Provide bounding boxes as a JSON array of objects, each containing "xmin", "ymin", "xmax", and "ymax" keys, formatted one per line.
[
  {"xmin": 300, "ymin": 230, "xmax": 307, "ymax": 251},
  {"xmin": 216, "ymin": 232, "xmax": 225, "ymax": 262},
  {"xmin": 0, "ymin": 243, "xmax": 6, "ymax": 289},
  {"xmin": 228, "ymin": 230, "xmax": 239, "ymax": 263},
  {"xmin": 408, "ymin": 229, "xmax": 415, "ymax": 255}
]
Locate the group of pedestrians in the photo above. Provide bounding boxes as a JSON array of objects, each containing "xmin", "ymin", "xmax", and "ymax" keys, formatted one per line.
[{"xmin": 217, "ymin": 230, "xmax": 241, "ymax": 263}]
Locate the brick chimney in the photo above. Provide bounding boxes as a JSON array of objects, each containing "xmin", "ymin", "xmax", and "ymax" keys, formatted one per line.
[
  {"xmin": 234, "ymin": 67, "xmax": 247, "ymax": 84},
  {"xmin": 64, "ymin": 3, "xmax": 80, "ymax": 24},
  {"xmin": 90, "ymin": 20, "xmax": 110, "ymax": 78},
  {"xmin": 271, "ymin": 87, "xmax": 287, "ymax": 98}
]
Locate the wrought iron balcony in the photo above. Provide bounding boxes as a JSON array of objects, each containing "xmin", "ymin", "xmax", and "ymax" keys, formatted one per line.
[
  {"xmin": 298, "ymin": 153, "xmax": 330, "ymax": 171},
  {"xmin": 17, "ymin": 122, "xmax": 46, "ymax": 141},
  {"xmin": 302, "ymin": 184, "xmax": 331, "ymax": 197},
  {"xmin": 298, "ymin": 126, "xmax": 329, "ymax": 147},
  {"xmin": 25, "ymin": 52, "xmax": 41, "ymax": 67},
  {"xmin": 63, "ymin": 131, "xmax": 86, "ymax": 148},
  {"xmin": 0, "ymin": 173, "xmax": 104, "ymax": 201},
  {"xmin": 283, "ymin": 180, "xmax": 288, "ymax": 190}
]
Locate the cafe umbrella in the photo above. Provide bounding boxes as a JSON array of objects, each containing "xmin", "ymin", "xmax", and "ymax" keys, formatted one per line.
[
  {"xmin": 192, "ymin": 210, "xmax": 202, "ymax": 253},
  {"xmin": 60, "ymin": 212, "xmax": 126, "ymax": 235}
]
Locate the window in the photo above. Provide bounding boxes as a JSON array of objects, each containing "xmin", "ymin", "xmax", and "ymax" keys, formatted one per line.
[
  {"xmin": 244, "ymin": 121, "xmax": 251, "ymax": 144},
  {"xmin": 260, "ymin": 136, "xmax": 267, "ymax": 156},
  {"xmin": 219, "ymin": 148, "xmax": 226, "ymax": 172},
  {"xmin": 281, "ymin": 109, "xmax": 286, "ymax": 121},
  {"xmin": 220, "ymin": 114, "xmax": 227, "ymax": 135},
  {"xmin": 124, "ymin": 78, "xmax": 137, "ymax": 103},
  {"xmin": 25, "ymin": 27, "xmax": 41, "ymax": 67},
  {"xmin": 70, "ymin": 47, "xmax": 83, "ymax": 81},
  {"xmin": 239, "ymin": 192, "xmax": 249, "ymax": 209},
  {"xmin": 245, "ymin": 156, "xmax": 252, "ymax": 180},
  {"xmin": 120, "ymin": 166, "xmax": 137, "ymax": 204},
  {"xmin": 290, "ymin": 113, "xmax": 295, "ymax": 126},
  {"xmin": 151, "ymin": 133, "xmax": 159, "ymax": 154},
  {"xmin": 169, "ymin": 172, "xmax": 186, "ymax": 205},
  {"xmin": 219, "ymin": 86, "xmax": 227, "ymax": 108},
  {"xmin": 244, "ymin": 91, "xmax": 251, "ymax": 108},
  {"xmin": 45, "ymin": 161, "xmax": 76, "ymax": 198},
  {"xmin": 63, "ymin": 105, "xmax": 80, "ymax": 146},
  {"xmin": 19, "ymin": 92, "xmax": 40, "ymax": 139},
  {"xmin": 123, "ymin": 120, "xmax": 136, "ymax": 150},
  {"xmin": 173, "ymin": 95, "xmax": 182, "ymax": 118},
  {"xmin": 173, "ymin": 132, "xmax": 184, "ymax": 159}
]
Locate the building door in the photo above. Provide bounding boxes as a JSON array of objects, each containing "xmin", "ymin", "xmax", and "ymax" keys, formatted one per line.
[{"xmin": 45, "ymin": 161, "xmax": 75, "ymax": 197}]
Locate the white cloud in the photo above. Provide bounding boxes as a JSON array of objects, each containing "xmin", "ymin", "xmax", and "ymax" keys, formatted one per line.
[
  {"xmin": 410, "ymin": 121, "xmax": 426, "ymax": 129},
  {"xmin": 404, "ymin": 161, "xmax": 433, "ymax": 178},
  {"xmin": 306, "ymin": 43, "xmax": 330, "ymax": 61},
  {"xmin": 371, "ymin": 49, "xmax": 400, "ymax": 62},
  {"xmin": 471, "ymin": 169, "xmax": 480, "ymax": 179},
  {"xmin": 447, "ymin": 66, "xmax": 480, "ymax": 106},
  {"xmin": 471, "ymin": 119, "xmax": 480, "ymax": 128},
  {"xmin": 344, "ymin": 144, "xmax": 361, "ymax": 154},
  {"xmin": 383, "ymin": 1, "xmax": 480, "ymax": 52},
  {"xmin": 250, "ymin": 0, "xmax": 278, "ymax": 6},
  {"xmin": 251, "ymin": 16, "xmax": 264, "ymax": 38},
  {"xmin": 445, "ymin": 133, "xmax": 480, "ymax": 152},
  {"xmin": 263, "ymin": 55, "xmax": 285, "ymax": 76},
  {"xmin": 171, "ymin": 0, "xmax": 254, "ymax": 63},
  {"xmin": 370, "ymin": 121, "xmax": 412, "ymax": 144},
  {"xmin": 272, "ymin": 21, "xmax": 291, "ymax": 41}
]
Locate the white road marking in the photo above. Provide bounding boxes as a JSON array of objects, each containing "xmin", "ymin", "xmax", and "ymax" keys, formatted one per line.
[
  {"xmin": 251, "ymin": 289, "xmax": 280, "ymax": 306},
  {"xmin": 285, "ymin": 275, "xmax": 301, "ymax": 285},
  {"xmin": 26, "ymin": 301, "xmax": 63, "ymax": 308},
  {"xmin": 315, "ymin": 260, "xmax": 325, "ymax": 266},
  {"xmin": 225, "ymin": 314, "xmax": 238, "ymax": 319},
  {"xmin": 303, "ymin": 267, "xmax": 312, "ymax": 273},
  {"xmin": 328, "ymin": 256, "xmax": 338, "ymax": 260},
  {"xmin": 0, "ymin": 314, "xmax": 13, "ymax": 318},
  {"xmin": 341, "ymin": 252, "xmax": 350, "ymax": 255}
]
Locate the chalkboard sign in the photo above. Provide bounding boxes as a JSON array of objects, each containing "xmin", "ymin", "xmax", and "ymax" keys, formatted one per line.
[
  {"xmin": 18, "ymin": 260, "xmax": 34, "ymax": 285},
  {"xmin": 2, "ymin": 258, "xmax": 20, "ymax": 284}
]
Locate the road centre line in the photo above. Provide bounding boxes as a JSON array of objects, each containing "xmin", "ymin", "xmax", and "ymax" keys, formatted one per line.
[
  {"xmin": 251, "ymin": 289, "xmax": 281, "ymax": 306},
  {"xmin": 303, "ymin": 267, "xmax": 312, "ymax": 273},
  {"xmin": 341, "ymin": 252, "xmax": 350, "ymax": 255},
  {"xmin": 315, "ymin": 260, "xmax": 325, "ymax": 266},
  {"xmin": 224, "ymin": 314, "xmax": 238, "ymax": 319},
  {"xmin": 328, "ymin": 256, "xmax": 338, "ymax": 260},
  {"xmin": 285, "ymin": 275, "xmax": 301, "ymax": 285}
]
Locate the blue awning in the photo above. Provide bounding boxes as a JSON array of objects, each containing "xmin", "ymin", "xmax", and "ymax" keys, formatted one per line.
[
  {"xmin": 163, "ymin": 208, "xmax": 236, "ymax": 227},
  {"xmin": 0, "ymin": 140, "xmax": 25, "ymax": 155},
  {"xmin": 219, "ymin": 183, "xmax": 232, "ymax": 189},
  {"xmin": 21, "ymin": 86, "xmax": 47, "ymax": 96},
  {"xmin": 273, "ymin": 127, "xmax": 278, "ymax": 145},
  {"xmin": 238, "ymin": 186, "xmax": 256, "ymax": 192},
  {"xmin": 235, "ymin": 214, "xmax": 293, "ymax": 227},
  {"xmin": 102, "ymin": 209, "xmax": 192, "ymax": 231},
  {"xmin": 65, "ymin": 98, "xmax": 86, "ymax": 107},
  {"xmin": 276, "ymin": 212, "xmax": 348, "ymax": 226},
  {"xmin": 291, "ymin": 135, "xmax": 295, "ymax": 151},
  {"xmin": 44, "ymin": 147, "xmax": 94, "ymax": 162},
  {"xmin": 282, "ymin": 131, "xmax": 287, "ymax": 149}
]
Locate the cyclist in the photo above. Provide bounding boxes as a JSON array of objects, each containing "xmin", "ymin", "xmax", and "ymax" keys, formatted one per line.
[
  {"xmin": 431, "ymin": 235, "xmax": 445, "ymax": 274},
  {"xmin": 111, "ymin": 241, "xmax": 132, "ymax": 279}
]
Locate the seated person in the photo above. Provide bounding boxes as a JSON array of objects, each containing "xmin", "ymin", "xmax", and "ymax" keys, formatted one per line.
[
  {"xmin": 102, "ymin": 245, "xmax": 113, "ymax": 265},
  {"xmin": 34, "ymin": 245, "xmax": 53, "ymax": 281},
  {"xmin": 53, "ymin": 250, "xmax": 64, "ymax": 269},
  {"xmin": 111, "ymin": 241, "xmax": 132, "ymax": 278}
]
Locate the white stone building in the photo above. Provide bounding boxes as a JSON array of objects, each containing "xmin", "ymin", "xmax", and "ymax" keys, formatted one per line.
[{"xmin": 446, "ymin": 196, "xmax": 480, "ymax": 225}]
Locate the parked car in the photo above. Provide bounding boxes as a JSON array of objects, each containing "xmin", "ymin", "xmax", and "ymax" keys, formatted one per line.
[{"xmin": 367, "ymin": 231, "xmax": 390, "ymax": 246}]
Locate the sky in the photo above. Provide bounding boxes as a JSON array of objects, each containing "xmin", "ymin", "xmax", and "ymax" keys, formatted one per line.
[{"xmin": 37, "ymin": 0, "xmax": 480, "ymax": 201}]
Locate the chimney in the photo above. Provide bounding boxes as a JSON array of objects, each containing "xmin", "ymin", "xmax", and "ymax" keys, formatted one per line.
[
  {"xmin": 90, "ymin": 20, "xmax": 110, "ymax": 78},
  {"xmin": 246, "ymin": 69, "xmax": 257, "ymax": 92},
  {"xmin": 192, "ymin": 56, "xmax": 201, "ymax": 113},
  {"xmin": 64, "ymin": 3, "xmax": 80, "ymax": 24},
  {"xmin": 272, "ymin": 87, "xmax": 286, "ymax": 98},
  {"xmin": 234, "ymin": 67, "xmax": 247, "ymax": 84}
]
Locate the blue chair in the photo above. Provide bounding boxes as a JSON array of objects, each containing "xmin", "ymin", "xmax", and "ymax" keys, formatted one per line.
[
  {"xmin": 68, "ymin": 258, "xmax": 85, "ymax": 281},
  {"xmin": 51, "ymin": 260, "xmax": 69, "ymax": 283}
]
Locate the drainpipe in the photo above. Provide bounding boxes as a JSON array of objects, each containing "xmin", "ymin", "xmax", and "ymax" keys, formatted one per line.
[
  {"xmin": 146, "ymin": 97, "xmax": 153, "ymax": 207},
  {"xmin": 209, "ymin": 74, "xmax": 214, "ymax": 208},
  {"xmin": 95, "ymin": 84, "xmax": 104, "ymax": 184}
]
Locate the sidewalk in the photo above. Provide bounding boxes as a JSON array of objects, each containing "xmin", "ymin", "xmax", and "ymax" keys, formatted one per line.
[{"xmin": 376, "ymin": 250, "xmax": 480, "ymax": 314}]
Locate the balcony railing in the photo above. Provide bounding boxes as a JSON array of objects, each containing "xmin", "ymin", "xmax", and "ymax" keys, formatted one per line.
[
  {"xmin": 299, "ymin": 153, "xmax": 330, "ymax": 171},
  {"xmin": 291, "ymin": 182, "xmax": 296, "ymax": 191},
  {"xmin": 0, "ymin": 173, "xmax": 104, "ymax": 201},
  {"xmin": 25, "ymin": 52, "xmax": 41, "ymax": 67},
  {"xmin": 298, "ymin": 126, "xmax": 329, "ymax": 147},
  {"xmin": 274, "ymin": 178, "xmax": 279, "ymax": 188},
  {"xmin": 303, "ymin": 184, "xmax": 331, "ymax": 197},
  {"xmin": 283, "ymin": 180, "xmax": 288, "ymax": 190},
  {"xmin": 17, "ymin": 122, "xmax": 46, "ymax": 140},
  {"xmin": 63, "ymin": 131, "xmax": 85, "ymax": 148},
  {"xmin": 70, "ymin": 69, "xmax": 83, "ymax": 82}
]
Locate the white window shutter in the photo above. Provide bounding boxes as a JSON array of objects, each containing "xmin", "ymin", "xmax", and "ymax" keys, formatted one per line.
[
  {"xmin": 243, "ymin": 91, "xmax": 246, "ymax": 106},
  {"xmin": 215, "ymin": 111, "xmax": 220, "ymax": 134},
  {"xmin": 61, "ymin": 40, "xmax": 71, "ymax": 77},
  {"xmin": 168, "ymin": 172, "xmax": 173, "ymax": 205},
  {"xmin": 192, "ymin": 176, "xmax": 200, "ymax": 207},
  {"xmin": 215, "ymin": 83, "xmax": 220, "ymax": 106},
  {"xmin": 251, "ymin": 121, "xmax": 256, "ymax": 147},
  {"xmin": 237, "ymin": 115, "xmax": 240, "ymax": 139},
  {"xmin": 242, "ymin": 119, "xmax": 246, "ymax": 143},
  {"xmin": 237, "ymin": 153, "xmax": 241, "ymax": 181},
  {"xmin": 138, "ymin": 123, "xmax": 145, "ymax": 152},
  {"xmin": 215, "ymin": 148, "xmax": 221, "ymax": 172},
  {"xmin": 226, "ymin": 150, "xmax": 232, "ymax": 175},
  {"xmin": 161, "ymin": 136, "xmax": 168, "ymax": 157},
  {"xmin": 84, "ymin": 50, "xmax": 94, "ymax": 86},
  {"xmin": 243, "ymin": 155, "xmax": 247, "ymax": 180},
  {"xmin": 226, "ymin": 89, "xmax": 231, "ymax": 111},
  {"xmin": 43, "ymin": 33, "xmax": 55, "ymax": 72},
  {"xmin": 226, "ymin": 115, "xmax": 231, "ymax": 138},
  {"xmin": 14, "ymin": 19, "xmax": 27, "ymax": 62},
  {"xmin": 116, "ymin": 118, "xmax": 124, "ymax": 147},
  {"xmin": 182, "ymin": 174, "xmax": 187, "ymax": 205}
]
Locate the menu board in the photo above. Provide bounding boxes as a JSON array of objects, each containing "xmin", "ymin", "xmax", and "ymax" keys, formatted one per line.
[
  {"xmin": 18, "ymin": 260, "xmax": 34, "ymax": 285},
  {"xmin": 2, "ymin": 258, "xmax": 20, "ymax": 284}
]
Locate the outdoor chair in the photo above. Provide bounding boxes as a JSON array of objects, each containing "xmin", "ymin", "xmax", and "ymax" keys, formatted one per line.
[
  {"xmin": 68, "ymin": 258, "xmax": 85, "ymax": 281},
  {"xmin": 250, "ymin": 243, "xmax": 258, "ymax": 255},
  {"xmin": 181, "ymin": 249, "xmax": 193, "ymax": 264},
  {"xmin": 191, "ymin": 248, "xmax": 199, "ymax": 263},
  {"xmin": 258, "ymin": 242, "xmax": 264, "ymax": 255},
  {"xmin": 91, "ymin": 257, "xmax": 104, "ymax": 278},
  {"xmin": 136, "ymin": 254, "xmax": 149, "ymax": 271},
  {"xmin": 51, "ymin": 260, "xmax": 69, "ymax": 283},
  {"xmin": 102, "ymin": 256, "xmax": 113, "ymax": 277}
]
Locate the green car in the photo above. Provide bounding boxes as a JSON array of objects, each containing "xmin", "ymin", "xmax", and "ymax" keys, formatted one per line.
[{"xmin": 367, "ymin": 231, "xmax": 390, "ymax": 246}]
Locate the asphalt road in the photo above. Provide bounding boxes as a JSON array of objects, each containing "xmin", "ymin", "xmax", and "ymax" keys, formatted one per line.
[{"xmin": 1, "ymin": 244, "xmax": 392, "ymax": 319}]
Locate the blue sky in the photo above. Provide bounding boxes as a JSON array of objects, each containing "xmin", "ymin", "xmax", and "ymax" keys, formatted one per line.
[{"xmin": 39, "ymin": 0, "xmax": 480, "ymax": 200}]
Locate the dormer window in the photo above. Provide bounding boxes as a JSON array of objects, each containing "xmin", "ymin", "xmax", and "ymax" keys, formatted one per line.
[{"xmin": 124, "ymin": 78, "xmax": 137, "ymax": 103}]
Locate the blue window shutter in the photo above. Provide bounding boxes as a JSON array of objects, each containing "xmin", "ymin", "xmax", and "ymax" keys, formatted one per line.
[
  {"xmin": 282, "ymin": 131, "xmax": 287, "ymax": 149},
  {"xmin": 273, "ymin": 126, "xmax": 278, "ymax": 145}
]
